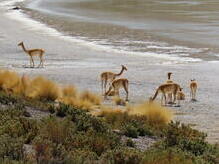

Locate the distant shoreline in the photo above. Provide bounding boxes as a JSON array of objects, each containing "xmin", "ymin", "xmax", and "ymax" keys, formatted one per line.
[{"xmin": 17, "ymin": 0, "xmax": 219, "ymax": 62}]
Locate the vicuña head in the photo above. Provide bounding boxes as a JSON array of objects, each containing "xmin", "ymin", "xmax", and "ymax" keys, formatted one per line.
[
  {"xmin": 121, "ymin": 65, "xmax": 128, "ymax": 71},
  {"xmin": 167, "ymin": 72, "xmax": 172, "ymax": 80},
  {"xmin": 17, "ymin": 41, "xmax": 23, "ymax": 46}
]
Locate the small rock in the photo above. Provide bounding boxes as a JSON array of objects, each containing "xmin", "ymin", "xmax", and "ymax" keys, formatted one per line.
[
  {"xmin": 11, "ymin": 6, "xmax": 20, "ymax": 10},
  {"xmin": 23, "ymin": 110, "xmax": 32, "ymax": 117},
  {"xmin": 113, "ymin": 129, "xmax": 122, "ymax": 135}
]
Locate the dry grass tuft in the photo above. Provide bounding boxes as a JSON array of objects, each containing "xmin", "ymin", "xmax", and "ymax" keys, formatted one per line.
[
  {"xmin": 13, "ymin": 75, "xmax": 30, "ymax": 96},
  {"xmin": 26, "ymin": 76, "xmax": 61, "ymax": 101},
  {"xmin": 59, "ymin": 97, "xmax": 93, "ymax": 111},
  {"xmin": 128, "ymin": 101, "xmax": 173, "ymax": 126},
  {"xmin": 113, "ymin": 96, "xmax": 126, "ymax": 106},
  {"xmin": 62, "ymin": 85, "xmax": 77, "ymax": 98},
  {"xmin": 95, "ymin": 106, "xmax": 124, "ymax": 117},
  {"xmin": 0, "ymin": 70, "xmax": 21, "ymax": 93},
  {"xmin": 80, "ymin": 90, "xmax": 102, "ymax": 105}
]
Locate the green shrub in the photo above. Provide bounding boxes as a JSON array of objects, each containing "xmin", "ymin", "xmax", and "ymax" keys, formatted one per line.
[
  {"xmin": 200, "ymin": 144, "xmax": 219, "ymax": 164},
  {"xmin": 36, "ymin": 116, "xmax": 75, "ymax": 144},
  {"xmin": 123, "ymin": 124, "xmax": 139, "ymax": 138},
  {"xmin": 66, "ymin": 149, "xmax": 98, "ymax": 164},
  {"xmin": 66, "ymin": 130, "xmax": 120, "ymax": 156},
  {"xmin": 64, "ymin": 105, "xmax": 109, "ymax": 133},
  {"xmin": 55, "ymin": 103, "xmax": 69, "ymax": 117},
  {"xmin": 164, "ymin": 121, "xmax": 209, "ymax": 156},
  {"xmin": 0, "ymin": 91, "xmax": 18, "ymax": 105},
  {"xmin": 138, "ymin": 125, "xmax": 154, "ymax": 137},
  {"xmin": 0, "ymin": 134, "xmax": 24, "ymax": 160},
  {"xmin": 100, "ymin": 148, "xmax": 143, "ymax": 164},
  {"xmin": 0, "ymin": 158, "xmax": 34, "ymax": 164},
  {"xmin": 141, "ymin": 148, "xmax": 206, "ymax": 164},
  {"xmin": 0, "ymin": 108, "xmax": 38, "ymax": 143}
]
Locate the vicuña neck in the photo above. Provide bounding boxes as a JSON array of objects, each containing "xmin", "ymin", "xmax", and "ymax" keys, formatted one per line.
[
  {"xmin": 116, "ymin": 67, "xmax": 125, "ymax": 76},
  {"xmin": 20, "ymin": 43, "xmax": 27, "ymax": 52},
  {"xmin": 168, "ymin": 74, "xmax": 171, "ymax": 80}
]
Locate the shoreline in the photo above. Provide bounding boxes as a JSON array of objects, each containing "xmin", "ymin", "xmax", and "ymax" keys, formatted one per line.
[
  {"xmin": 0, "ymin": 0, "xmax": 218, "ymax": 143},
  {"xmin": 18, "ymin": 0, "xmax": 219, "ymax": 62}
]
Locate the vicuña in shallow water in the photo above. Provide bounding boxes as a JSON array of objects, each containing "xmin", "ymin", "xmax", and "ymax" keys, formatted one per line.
[
  {"xmin": 190, "ymin": 79, "xmax": 198, "ymax": 101},
  {"xmin": 105, "ymin": 78, "xmax": 129, "ymax": 101},
  {"xmin": 18, "ymin": 41, "xmax": 45, "ymax": 68},
  {"xmin": 100, "ymin": 65, "xmax": 127, "ymax": 95}
]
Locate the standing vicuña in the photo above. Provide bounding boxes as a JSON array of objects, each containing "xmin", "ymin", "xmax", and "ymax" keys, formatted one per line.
[
  {"xmin": 105, "ymin": 78, "xmax": 129, "ymax": 101},
  {"xmin": 18, "ymin": 42, "xmax": 45, "ymax": 68},
  {"xmin": 150, "ymin": 83, "xmax": 180, "ymax": 106},
  {"xmin": 176, "ymin": 87, "xmax": 185, "ymax": 107},
  {"xmin": 100, "ymin": 65, "xmax": 127, "ymax": 95},
  {"xmin": 190, "ymin": 79, "xmax": 197, "ymax": 101}
]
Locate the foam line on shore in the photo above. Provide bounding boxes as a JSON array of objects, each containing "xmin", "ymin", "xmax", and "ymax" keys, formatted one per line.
[{"xmin": 0, "ymin": 0, "xmax": 203, "ymax": 63}]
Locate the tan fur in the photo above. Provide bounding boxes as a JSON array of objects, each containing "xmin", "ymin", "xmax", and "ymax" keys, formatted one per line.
[
  {"xmin": 151, "ymin": 83, "xmax": 180, "ymax": 105},
  {"xmin": 100, "ymin": 65, "xmax": 127, "ymax": 95},
  {"xmin": 190, "ymin": 80, "xmax": 198, "ymax": 100},
  {"xmin": 176, "ymin": 88, "xmax": 185, "ymax": 106},
  {"xmin": 105, "ymin": 78, "xmax": 129, "ymax": 101},
  {"xmin": 18, "ymin": 42, "xmax": 45, "ymax": 68},
  {"xmin": 107, "ymin": 90, "xmax": 116, "ymax": 96}
]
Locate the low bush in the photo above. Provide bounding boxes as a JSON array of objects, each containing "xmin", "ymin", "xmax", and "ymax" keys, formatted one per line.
[
  {"xmin": 100, "ymin": 148, "xmax": 143, "ymax": 164},
  {"xmin": 164, "ymin": 121, "xmax": 210, "ymax": 156},
  {"xmin": 0, "ymin": 108, "xmax": 38, "ymax": 144},
  {"xmin": 66, "ymin": 149, "xmax": 98, "ymax": 164},
  {"xmin": 0, "ymin": 134, "xmax": 24, "ymax": 160},
  {"xmin": 0, "ymin": 91, "xmax": 18, "ymax": 105},
  {"xmin": 141, "ymin": 148, "xmax": 206, "ymax": 164},
  {"xmin": 123, "ymin": 124, "xmax": 139, "ymax": 138},
  {"xmin": 36, "ymin": 116, "xmax": 75, "ymax": 144}
]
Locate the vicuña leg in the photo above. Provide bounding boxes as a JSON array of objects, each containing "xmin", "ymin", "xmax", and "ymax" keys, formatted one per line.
[
  {"xmin": 104, "ymin": 79, "xmax": 107, "ymax": 95},
  {"xmin": 124, "ymin": 81, "xmax": 129, "ymax": 101},
  {"xmin": 30, "ymin": 56, "xmax": 34, "ymax": 67}
]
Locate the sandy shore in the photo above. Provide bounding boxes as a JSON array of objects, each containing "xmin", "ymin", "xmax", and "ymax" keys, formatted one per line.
[{"xmin": 0, "ymin": 2, "xmax": 218, "ymax": 143}]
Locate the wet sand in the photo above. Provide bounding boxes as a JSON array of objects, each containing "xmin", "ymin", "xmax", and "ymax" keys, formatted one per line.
[{"xmin": 0, "ymin": 1, "xmax": 218, "ymax": 143}]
